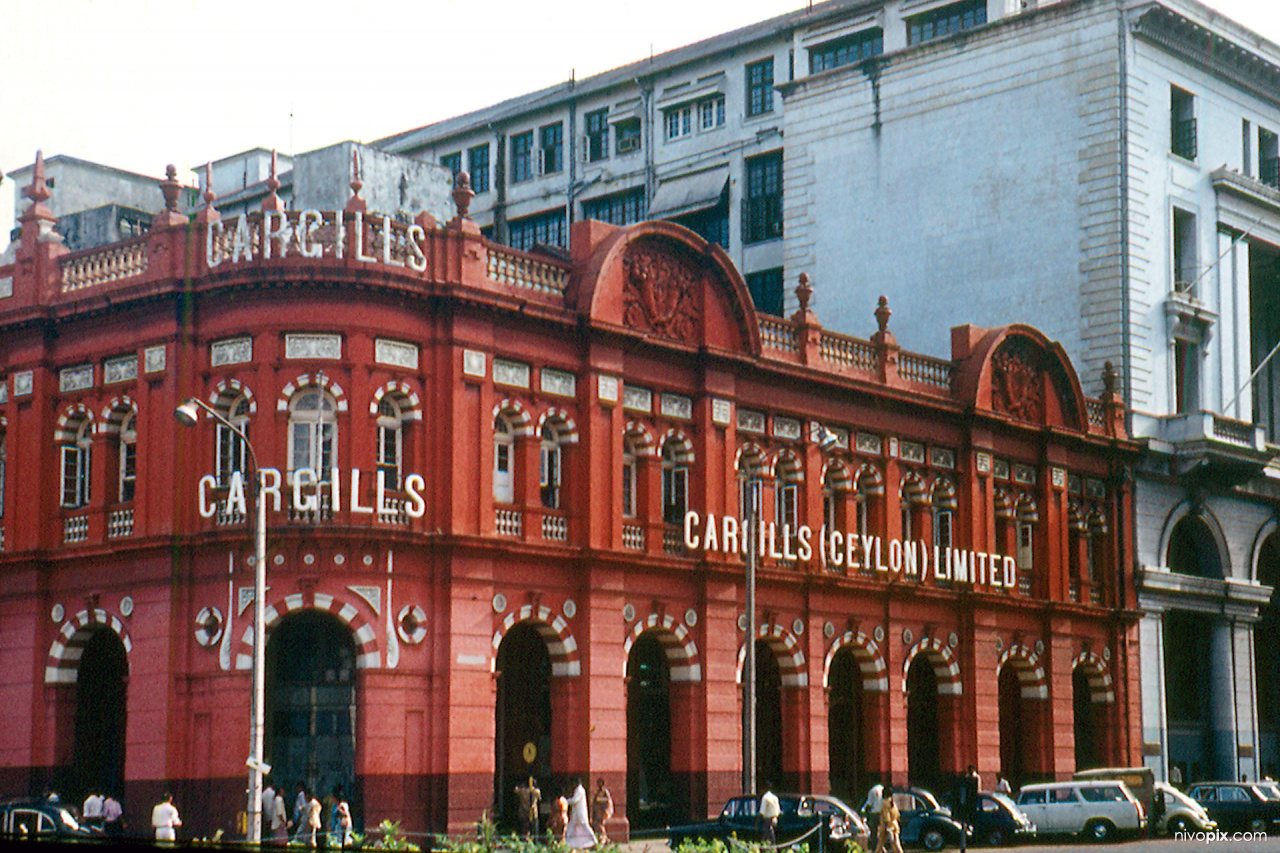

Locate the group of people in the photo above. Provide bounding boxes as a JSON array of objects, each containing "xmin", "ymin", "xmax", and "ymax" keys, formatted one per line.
[
  {"xmin": 264, "ymin": 780, "xmax": 353, "ymax": 847},
  {"xmin": 514, "ymin": 776, "xmax": 614, "ymax": 848},
  {"xmin": 78, "ymin": 790, "xmax": 125, "ymax": 836}
]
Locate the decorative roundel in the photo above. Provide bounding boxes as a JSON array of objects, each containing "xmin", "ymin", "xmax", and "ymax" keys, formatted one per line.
[
  {"xmin": 334, "ymin": 554, "xmax": 346, "ymax": 566},
  {"xmin": 1035, "ymin": 639, "xmax": 1045, "ymax": 655},
  {"xmin": 622, "ymin": 603, "xmax": 636, "ymax": 622},
  {"xmin": 1102, "ymin": 645, "xmax": 1111, "ymax": 661},
  {"xmin": 303, "ymin": 553, "xmax": 316, "ymax": 565},
  {"xmin": 397, "ymin": 605, "xmax": 427, "ymax": 644},
  {"xmin": 247, "ymin": 555, "xmax": 257, "ymax": 567},
  {"xmin": 363, "ymin": 554, "xmax": 374, "ymax": 566},
  {"xmin": 563, "ymin": 599, "xmax": 577, "ymax": 618},
  {"xmin": 493, "ymin": 594, "xmax": 508, "ymax": 613},
  {"xmin": 194, "ymin": 606, "xmax": 224, "ymax": 647},
  {"xmin": 51, "ymin": 603, "xmax": 65, "ymax": 623},
  {"xmin": 120, "ymin": 596, "xmax": 134, "ymax": 617},
  {"xmin": 685, "ymin": 608, "xmax": 698, "ymax": 627},
  {"xmin": 793, "ymin": 618, "xmax": 805, "ymax": 636},
  {"xmin": 902, "ymin": 628, "xmax": 914, "ymax": 645},
  {"xmin": 873, "ymin": 626, "xmax": 886, "ymax": 643},
  {"xmin": 273, "ymin": 554, "xmax": 285, "ymax": 566},
  {"xmin": 737, "ymin": 614, "xmax": 748, "ymax": 632},
  {"xmin": 948, "ymin": 632, "xmax": 959, "ymax": 649},
  {"xmin": 824, "ymin": 622, "xmax": 835, "ymax": 638},
  {"xmin": 994, "ymin": 636, "xmax": 1004, "ymax": 652}
]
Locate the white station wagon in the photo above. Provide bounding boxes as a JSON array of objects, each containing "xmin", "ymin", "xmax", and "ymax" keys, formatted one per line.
[{"xmin": 1015, "ymin": 780, "xmax": 1146, "ymax": 842}]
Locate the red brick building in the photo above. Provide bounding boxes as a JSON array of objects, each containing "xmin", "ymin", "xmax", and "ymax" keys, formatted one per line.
[{"xmin": 0, "ymin": 155, "xmax": 1142, "ymax": 840}]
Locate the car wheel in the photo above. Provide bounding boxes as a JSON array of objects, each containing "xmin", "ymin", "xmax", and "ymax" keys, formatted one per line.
[
  {"xmin": 1248, "ymin": 817, "xmax": 1268, "ymax": 834},
  {"xmin": 921, "ymin": 826, "xmax": 946, "ymax": 851},
  {"xmin": 984, "ymin": 827, "xmax": 1005, "ymax": 847},
  {"xmin": 1167, "ymin": 817, "xmax": 1189, "ymax": 836},
  {"xmin": 1084, "ymin": 820, "xmax": 1114, "ymax": 843}
]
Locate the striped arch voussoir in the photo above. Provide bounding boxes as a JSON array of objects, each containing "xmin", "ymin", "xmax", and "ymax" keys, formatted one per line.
[
  {"xmin": 54, "ymin": 405, "xmax": 93, "ymax": 442},
  {"xmin": 236, "ymin": 593, "xmax": 379, "ymax": 670},
  {"xmin": 738, "ymin": 623, "xmax": 808, "ymax": 688},
  {"xmin": 538, "ymin": 407, "xmax": 579, "ymax": 444},
  {"xmin": 45, "ymin": 609, "xmax": 133, "ymax": 684},
  {"xmin": 371, "ymin": 381, "xmax": 422, "ymax": 420},
  {"xmin": 933, "ymin": 477, "xmax": 957, "ymax": 510},
  {"xmin": 772, "ymin": 449, "xmax": 803, "ymax": 483},
  {"xmin": 492, "ymin": 604, "xmax": 581, "ymax": 677},
  {"xmin": 903, "ymin": 637, "xmax": 962, "ymax": 695},
  {"xmin": 824, "ymin": 630, "xmax": 888, "ymax": 692},
  {"xmin": 99, "ymin": 396, "xmax": 138, "ymax": 433},
  {"xmin": 623, "ymin": 611, "xmax": 702, "ymax": 682},
  {"xmin": 624, "ymin": 422, "xmax": 657, "ymax": 457},
  {"xmin": 210, "ymin": 378, "xmax": 257, "ymax": 415},
  {"xmin": 736, "ymin": 442, "xmax": 766, "ymax": 471},
  {"xmin": 901, "ymin": 470, "xmax": 929, "ymax": 505},
  {"xmin": 492, "ymin": 399, "xmax": 535, "ymax": 436},
  {"xmin": 1073, "ymin": 651, "xmax": 1114, "ymax": 704},
  {"xmin": 662, "ymin": 429, "xmax": 694, "ymax": 464},
  {"xmin": 277, "ymin": 373, "xmax": 348, "ymax": 413},
  {"xmin": 997, "ymin": 644, "xmax": 1048, "ymax": 699},
  {"xmin": 822, "ymin": 459, "xmax": 854, "ymax": 491},
  {"xmin": 855, "ymin": 463, "xmax": 885, "ymax": 496}
]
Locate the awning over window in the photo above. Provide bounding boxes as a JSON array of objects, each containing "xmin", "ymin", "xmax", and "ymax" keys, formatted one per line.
[{"xmin": 648, "ymin": 165, "xmax": 730, "ymax": 219}]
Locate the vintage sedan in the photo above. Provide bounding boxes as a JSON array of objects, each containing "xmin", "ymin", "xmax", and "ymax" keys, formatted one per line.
[
  {"xmin": 1185, "ymin": 781, "xmax": 1280, "ymax": 834},
  {"xmin": 865, "ymin": 788, "xmax": 966, "ymax": 851},
  {"xmin": 0, "ymin": 797, "xmax": 103, "ymax": 840},
  {"xmin": 668, "ymin": 793, "xmax": 858, "ymax": 850}
]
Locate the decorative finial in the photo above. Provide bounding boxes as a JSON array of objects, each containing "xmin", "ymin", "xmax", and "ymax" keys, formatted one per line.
[
  {"xmin": 875, "ymin": 295, "xmax": 892, "ymax": 334},
  {"xmin": 24, "ymin": 150, "xmax": 52, "ymax": 205},
  {"xmin": 202, "ymin": 162, "xmax": 216, "ymax": 207},
  {"xmin": 452, "ymin": 170, "xmax": 475, "ymax": 218},
  {"xmin": 261, "ymin": 149, "xmax": 285, "ymax": 212},
  {"xmin": 345, "ymin": 148, "xmax": 366, "ymax": 213},
  {"xmin": 1102, "ymin": 361, "xmax": 1118, "ymax": 398},
  {"xmin": 160, "ymin": 164, "xmax": 182, "ymax": 212},
  {"xmin": 796, "ymin": 273, "xmax": 813, "ymax": 313}
]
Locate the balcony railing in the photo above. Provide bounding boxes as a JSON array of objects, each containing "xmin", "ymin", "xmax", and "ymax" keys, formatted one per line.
[
  {"xmin": 663, "ymin": 528, "xmax": 686, "ymax": 555},
  {"xmin": 496, "ymin": 508, "xmax": 522, "ymax": 537},
  {"xmin": 61, "ymin": 239, "xmax": 148, "ymax": 292},
  {"xmin": 64, "ymin": 515, "xmax": 89, "ymax": 544},
  {"xmin": 622, "ymin": 525, "xmax": 645, "ymax": 550},
  {"xmin": 486, "ymin": 247, "xmax": 570, "ymax": 296},
  {"xmin": 542, "ymin": 514, "xmax": 568, "ymax": 541},
  {"xmin": 107, "ymin": 508, "xmax": 134, "ymax": 538}
]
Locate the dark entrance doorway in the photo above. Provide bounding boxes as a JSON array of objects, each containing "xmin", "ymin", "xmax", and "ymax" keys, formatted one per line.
[
  {"xmin": 627, "ymin": 634, "xmax": 672, "ymax": 830},
  {"xmin": 265, "ymin": 611, "xmax": 358, "ymax": 817},
  {"xmin": 907, "ymin": 656, "xmax": 940, "ymax": 788},
  {"xmin": 495, "ymin": 623, "xmax": 552, "ymax": 829},
  {"xmin": 1073, "ymin": 668, "xmax": 1102, "ymax": 771},
  {"xmin": 998, "ymin": 665, "xmax": 1027, "ymax": 786},
  {"xmin": 1256, "ymin": 532, "xmax": 1280, "ymax": 781},
  {"xmin": 828, "ymin": 649, "xmax": 866, "ymax": 803},
  {"xmin": 755, "ymin": 640, "xmax": 783, "ymax": 790},
  {"xmin": 72, "ymin": 628, "xmax": 128, "ymax": 799}
]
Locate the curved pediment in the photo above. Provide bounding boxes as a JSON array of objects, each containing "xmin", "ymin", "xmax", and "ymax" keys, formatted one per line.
[{"xmin": 953, "ymin": 324, "xmax": 1087, "ymax": 432}]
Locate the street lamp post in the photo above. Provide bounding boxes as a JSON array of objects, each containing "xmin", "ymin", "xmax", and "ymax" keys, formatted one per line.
[
  {"xmin": 743, "ymin": 478, "xmax": 758, "ymax": 797},
  {"xmin": 175, "ymin": 397, "xmax": 267, "ymax": 844}
]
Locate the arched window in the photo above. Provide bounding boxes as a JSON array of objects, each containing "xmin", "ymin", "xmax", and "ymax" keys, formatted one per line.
[
  {"xmin": 376, "ymin": 397, "xmax": 404, "ymax": 489},
  {"xmin": 932, "ymin": 478, "xmax": 956, "ymax": 549},
  {"xmin": 540, "ymin": 423, "xmax": 562, "ymax": 509},
  {"xmin": 622, "ymin": 437, "xmax": 639, "ymax": 518},
  {"xmin": 217, "ymin": 394, "xmax": 251, "ymax": 487},
  {"xmin": 61, "ymin": 416, "xmax": 92, "ymax": 508},
  {"xmin": 662, "ymin": 441, "xmax": 688, "ymax": 526},
  {"xmin": 116, "ymin": 413, "xmax": 136, "ymax": 503},
  {"xmin": 774, "ymin": 453, "xmax": 801, "ymax": 550},
  {"xmin": 822, "ymin": 463, "xmax": 851, "ymax": 535},
  {"xmin": 737, "ymin": 448, "xmax": 764, "ymax": 525},
  {"xmin": 493, "ymin": 415, "xmax": 514, "ymax": 503},
  {"xmin": 288, "ymin": 388, "xmax": 337, "ymax": 482}
]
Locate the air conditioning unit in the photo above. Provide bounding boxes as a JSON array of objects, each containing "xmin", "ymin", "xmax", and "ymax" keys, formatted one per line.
[{"xmin": 617, "ymin": 136, "xmax": 641, "ymax": 154}]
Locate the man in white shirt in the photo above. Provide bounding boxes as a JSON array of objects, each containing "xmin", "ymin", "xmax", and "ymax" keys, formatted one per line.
[
  {"xmin": 82, "ymin": 792, "xmax": 104, "ymax": 829},
  {"xmin": 760, "ymin": 788, "xmax": 781, "ymax": 847},
  {"xmin": 151, "ymin": 793, "xmax": 182, "ymax": 841}
]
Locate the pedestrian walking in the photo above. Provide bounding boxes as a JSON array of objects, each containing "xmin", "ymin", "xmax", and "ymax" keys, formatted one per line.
[
  {"xmin": 271, "ymin": 787, "xmax": 291, "ymax": 844},
  {"xmin": 760, "ymin": 788, "xmax": 781, "ymax": 847},
  {"xmin": 262, "ymin": 778, "xmax": 277, "ymax": 841},
  {"xmin": 82, "ymin": 791, "xmax": 103, "ymax": 829},
  {"xmin": 102, "ymin": 793, "xmax": 124, "ymax": 837},
  {"xmin": 151, "ymin": 792, "xmax": 182, "ymax": 842},
  {"xmin": 590, "ymin": 778, "xmax": 613, "ymax": 843},
  {"xmin": 304, "ymin": 790, "xmax": 323, "ymax": 847},
  {"xmin": 334, "ymin": 787, "xmax": 353, "ymax": 848},
  {"xmin": 873, "ymin": 788, "xmax": 902, "ymax": 853},
  {"xmin": 564, "ymin": 778, "xmax": 598, "ymax": 849},
  {"xmin": 549, "ymin": 793, "xmax": 568, "ymax": 841},
  {"xmin": 293, "ymin": 782, "xmax": 308, "ymax": 842},
  {"xmin": 515, "ymin": 776, "xmax": 541, "ymax": 838}
]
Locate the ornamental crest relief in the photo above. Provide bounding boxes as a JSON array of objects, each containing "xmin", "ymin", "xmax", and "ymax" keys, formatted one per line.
[
  {"xmin": 621, "ymin": 242, "xmax": 700, "ymax": 342},
  {"xmin": 990, "ymin": 341, "xmax": 1044, "ymax": 423}
]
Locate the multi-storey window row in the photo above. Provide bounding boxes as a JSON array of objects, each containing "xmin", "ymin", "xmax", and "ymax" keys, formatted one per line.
[
  {"xmin": 808, "ymin": 28, "xmax": 884, "ymax": 74},
  {"xmin": 907, "ymin": 0, "xmax": 987, "ymax": 45}
]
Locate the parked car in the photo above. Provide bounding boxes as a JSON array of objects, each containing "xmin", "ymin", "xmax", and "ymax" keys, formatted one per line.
[
  {"xmin": 1154, "ymin": 781, "xmax": 1217, "ymax": 835},
  {"xmin": 1185, "ymin": 781, "xmax": 1280, "ymax": 834},
  {"xmin": 0, "ymin": 797, "xmax": 102, "ymax": 839},
  {"xmin": 939, "ymin": 791, "xmax": 1035, "ymax": 847},
  {"xmin": 667, "ymin": 793, "xmax": 857, "ymax": 851},
  {"xmin": 1015, "ymin": 780, "xmax": 1145, "ymax": 842},
  {"xmin": 797, "ymin": 794, "xmax": 870, "ymax": 851},
  {"xmin": 865, "ymin": 788, "xmax": 966, "ymax": 851}
]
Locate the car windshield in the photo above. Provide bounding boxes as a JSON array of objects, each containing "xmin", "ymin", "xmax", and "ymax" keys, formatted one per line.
[
  {"xmin": 910, "ymin": 789, "xmax": 942, "ymax": 810},
  {"xmin": 56, "ymin": 808, "xmax": 80, "ymax": 830},
  {"xmin": 1251, "ymin": 784, "xmax": 1280, "ymax": 801}
]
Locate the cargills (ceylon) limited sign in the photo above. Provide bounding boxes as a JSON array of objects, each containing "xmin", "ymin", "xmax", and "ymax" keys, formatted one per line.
[
  {"xmin": 206, "ymin": 211, "xmax": 429, "ymax": 271},
  {"xmin": 197, "ymin": 468, "xmax": 426, "ymax": 519},
  {"xmin": 683, "ymin": 510, "xmax": 1017, "ymax": 590}
]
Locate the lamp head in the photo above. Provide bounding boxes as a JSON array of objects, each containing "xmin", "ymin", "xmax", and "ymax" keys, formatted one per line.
[{"xmin": 174, "ymin": 399, "xmax": 202, "ymax": 428}]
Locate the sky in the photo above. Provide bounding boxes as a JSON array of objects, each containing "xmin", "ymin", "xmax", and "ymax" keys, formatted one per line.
[{"xmin": 3, "ymin": 0, "xmax": 1278, "ymax": 239}]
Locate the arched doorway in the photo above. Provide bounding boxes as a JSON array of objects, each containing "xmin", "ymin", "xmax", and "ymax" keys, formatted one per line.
[
  {"xmin": 755, "ymin": 640, "xmax": 783, "ymax": 790},
  {"xmin": 998, "ymin": 665, "xmax": 1027, "ymax": 785},
  {"xmin": 265, "ymin": 611, "xmax": 358, "ymax": 815},
  {"xmin": 627, "ymin": 634, "xmax": 671, "ymax": 830},
  {"xmin": 828, "ymin": 649, "xmax": 866, "ymax": 803},
  {"xmin": 1257, "ymin": 532, "xmax": 1280, "ymax": 781},
  {"xmin": 71, "ymin": 628, "xmax": 128, "ymax": 799},
  {"xmin": 906, "ymin": 657, "xmax": 940, "ymax": 788},
  {"xmin": 1072, "ymin": 668, "xmax": 1102, "ymax": 771},
  {"xmin": 495, "ymin": 623, "xmax": 552, "ymax": 829}
]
